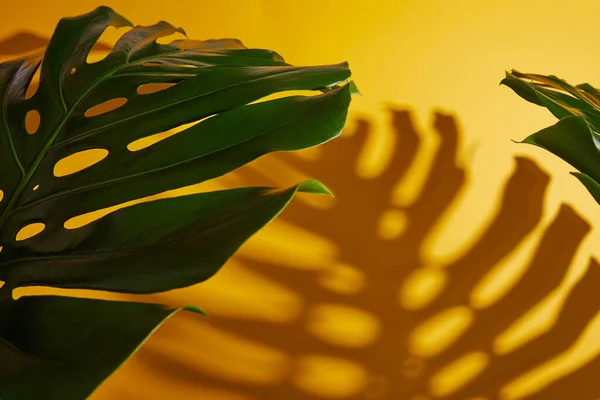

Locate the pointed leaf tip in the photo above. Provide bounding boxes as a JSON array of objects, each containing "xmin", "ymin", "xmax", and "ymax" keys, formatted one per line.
[
  {"xmin": 296, "ymin": 180, "xmax": 334, "ymax": 197},
  {"xmin": 183, "ymin": 305, "xmax": 208, "ymax": 317},
  {"xmin": 349, "ymin": 81, "xmax": 361, "ymax": 96}
]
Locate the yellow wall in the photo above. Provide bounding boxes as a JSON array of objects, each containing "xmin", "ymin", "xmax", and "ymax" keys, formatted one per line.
[{"xmin": 3, "ymin": 1, "xmax": 600, "ymax": 399}]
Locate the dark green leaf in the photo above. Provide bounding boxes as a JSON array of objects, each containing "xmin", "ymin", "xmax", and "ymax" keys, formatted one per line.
[
  {"xmin": 520, "ymin": 115, "xmax": 600, "ymax": 184},
  {"xmin": 0, "ymin": 295, "xmax": 203, "ymax": 400},
  {"xmin": 503, "ymin": 69, "xmax": 600, "ymax": 207},
  {"xmin": 0, "ymin": 7, "xmax": 353, "ymax": 295},
  {"xmin": 1, "ymin": 180, "xmax": 332, "ymax": 293}
]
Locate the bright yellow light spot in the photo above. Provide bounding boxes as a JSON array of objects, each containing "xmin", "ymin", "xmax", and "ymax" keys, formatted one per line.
[
  {"xmin": 15, "ymin": 222, "xmax": 45, "ymax": 241},
  {"xmin": 400, "ymin": 267, "xmax": 447, "ymax": 310},
  {"xmin": 163, "ymin": 319, "xmax": 290, "ymax": 385},
  {"xmin": 493, "ymin": 294, "xmax": 562, "ymax": 355},
  {"xmin": 181, "ymin": 260, "xmax": 303, "ymax": 322},
  {"xmin": 293, "ymin": 355, "xmax": 367, "ymax": 398},
  {"xmin": 237, "ymin": 219, "xmax": 338, "ymax": 269},
  {"xmin": 429, "ymin": 352, "xmax": 489, "ymax": 398},
  {"xmin": 470, "ymin": 226, "xmax": 540, "ymax": 310},
  {"xmin": 33, "ymin": 184, "xmax": 39, "ymax": 191},
  {"xmin": 318, "ymin": 262, "xmax": 365, "ymax": 294},
  {"xmin": 0, "ymin": 190, "xmax": 3, "ymax": 202},
  {"xmin": 54, "ymin": 149, "xmax": 109, "ymax": 177},
  {"xmin": 501, "ymin": 311, "xmax": 600, "ymax": 400},
  {"xmin": 378, "ymin": 209, "xmax": 407, "ymax": 239},
  {"xmin": 307, "ymin": 304, "xmax": 380, "ymax": 348},
  {"xmin": 409, "ymin": 306, "xmax": 473, "ymax": 358}
]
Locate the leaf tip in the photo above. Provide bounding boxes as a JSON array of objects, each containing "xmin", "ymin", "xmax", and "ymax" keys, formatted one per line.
[
  {"xmin": 297, "ymin": 180, "xmax": 334, "ymax": 197},
  {"xmin": 349, "ymin": 80, "xmax": 362, "ymax": 96},
  {"xmin": 183, "ymin": 305, "xmax": 208, "ymax": 317}
]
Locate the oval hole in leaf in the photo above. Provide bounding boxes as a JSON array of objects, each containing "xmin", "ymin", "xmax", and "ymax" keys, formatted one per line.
[
  {"xmin": 127, "ymin": 118, "xmax": 206, "ymax": 151},
  {"xmin": 25, "ymin": 62, "xmax": 41, "ymax": 100},
  {"xmin": 248, "ymin": 90, "xmax": 321, "ymax": 106},
  {"xmin": 16, "ymin": 222, "xmax": 45, "ymax": 241},
  {"xmin": 137, "ymin": 82, "xmax": 177, "ymax": 95},
  {"xmin": 25, "ymin": 109, "xmax": 40, "ymax": 134},
  {"xmin": 85, "ymin": 97, "xmax": 127, "ymax": 118},
  {"xmin": 33, "ymin": 184, "xmax": 39, "ymax": 191},
  {"xmin": 0, "ymin": 190, "xmax": 3, "ymax": 202},
  {"xmin": 70, "ymin": 67, "xmax": 76, "ymax": 75},
  {"xmin": 54, "ymin": 148, "xmax": 109, "ymax": 177}
]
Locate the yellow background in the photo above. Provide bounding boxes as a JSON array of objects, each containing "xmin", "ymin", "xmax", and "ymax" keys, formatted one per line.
[{"xmin": 3, "ymin": 1, "xmax": 600, "ymax": 399}]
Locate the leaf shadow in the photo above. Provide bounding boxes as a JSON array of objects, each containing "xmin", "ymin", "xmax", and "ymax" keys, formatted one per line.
[{"xmin": 136, "ymin": 109, "xmax": 600, "ymax": 399}]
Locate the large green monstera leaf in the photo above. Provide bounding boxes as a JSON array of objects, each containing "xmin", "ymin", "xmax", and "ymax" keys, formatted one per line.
[
  {"xmin": 0, "ymin": 6, "xmax": 354, "ymax": 399},
  {"xmin": 502, "ymin": 70, "xmax": 600, "ymax": 204}
]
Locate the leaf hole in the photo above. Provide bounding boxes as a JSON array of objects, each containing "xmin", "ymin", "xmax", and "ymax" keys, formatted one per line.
[
  {"xmin": 54, "ymin": 148, "xmax": 109, "ymax": 177},
  {"xmin": 85, "ymin": 97, "xmax": 128, "ymax": 118},
  {"xmin": 25, "ymin": 109, "xmax": 40, "ymax": 134},
  {"xmin": 247, "ymin": 90, "xmax": 322, "ymax": 107},
  {"xmin": 86, "ymin": 26, "xmax": 120, "ymax": 64},
  {"xmin": 70, "ymin": 67, "xmax": 76, "ymax": 75},
  {"xmin": 32, "ymin": 184, "xmax": 39, "ymax": 191},
  {"xmin": 16, "ymin": 222, "xmax": 45, "ymax": 241},
  {"xmin": 127, "ymin": 118, "xmax": 206, "ymax": 151},
  {"xmin": 0, "ymin": 190, "xmax": 3, "ymax": 202},
  {"xmin": 137, "ymin": 82, "xmax": 177, "ymax": 95},
  {"xmin": 25, "ymin": 62, "xmax": 41, "ymax": 100}
]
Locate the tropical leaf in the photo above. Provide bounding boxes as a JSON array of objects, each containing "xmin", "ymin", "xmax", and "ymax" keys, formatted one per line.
[
  {"xmin": 0, "ymin": 6, "xmax": 354, "ymax": 297},
  {"xmin": 501, "ymin": 70, "xmax": 600, "ymax": 205},
  {"xmin": 0, "ymin": 295, "xmax": 204, "ymax": 400}
]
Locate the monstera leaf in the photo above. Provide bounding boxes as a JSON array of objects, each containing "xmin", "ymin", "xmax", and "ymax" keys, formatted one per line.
[
  {"xmin": 502, "ymin": 70, "xmax": 600, "ymax": 203},
  {"xmin": 0, "ymin": 6, "xmax": 354, "ymax": 399}
]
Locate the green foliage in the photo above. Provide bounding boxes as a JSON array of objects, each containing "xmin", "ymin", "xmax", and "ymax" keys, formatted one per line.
[
  {"xmin": 502, "ymin": 70, "xmax": 600, "ymax": 204},
  {"xmin": 0, "ymin": 6, "xmax": 354, "ymax": 399}
]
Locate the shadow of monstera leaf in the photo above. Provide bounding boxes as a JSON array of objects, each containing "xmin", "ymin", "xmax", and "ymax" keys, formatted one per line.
[{"xmin": 105, "ymin": 109, "xmax": 600, "ymax": 400}]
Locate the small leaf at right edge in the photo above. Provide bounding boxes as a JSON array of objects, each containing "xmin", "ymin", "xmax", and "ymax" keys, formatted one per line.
[
  {"xmin": 0, "ymin": 295, "xmax": 203, "ymax": 400},
  {"xmin": 520, "ymin": 115, "xmax": 600, "ymax": 185}
]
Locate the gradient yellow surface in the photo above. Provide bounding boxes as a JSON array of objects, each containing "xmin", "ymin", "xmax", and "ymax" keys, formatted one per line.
[{"xmin": 3, "ymin": 1, "xmax": 600, "ymax": 399}]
